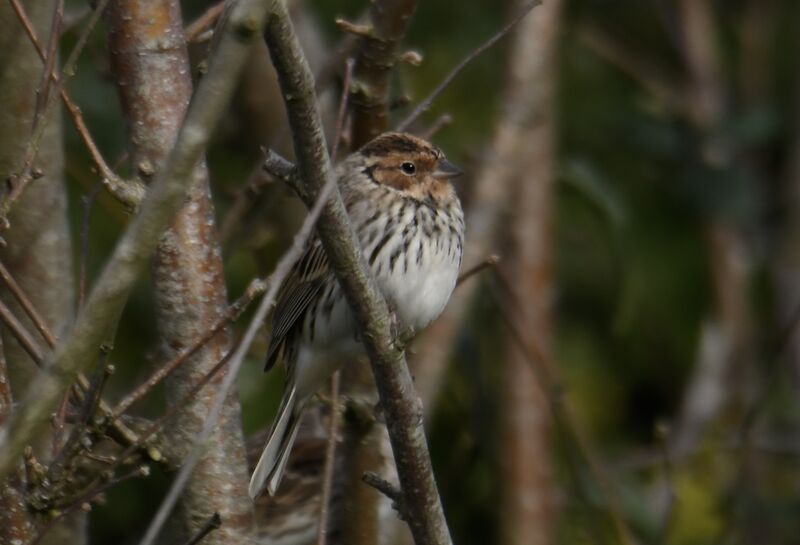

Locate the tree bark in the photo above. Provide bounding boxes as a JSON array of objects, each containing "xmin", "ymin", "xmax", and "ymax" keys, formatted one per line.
[
  {"xmin": 0, "ymin": 0, "xmax": 80, "ymax": 541},
  {"xmin": 105, "ymin": 0, "xmax": 254, "ymax": 542},
  {"xmin": 348, "ymin": 0, "xmax": 418, "ymax": 144},
  {"xmin": 495, "ymin": 1, "xmax": 561, "ymax": 544}
]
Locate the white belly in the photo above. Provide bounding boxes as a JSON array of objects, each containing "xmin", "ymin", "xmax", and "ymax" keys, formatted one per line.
[{"xmin": 377, "ymin": 234, "xmax": 461, "ymax": 330}]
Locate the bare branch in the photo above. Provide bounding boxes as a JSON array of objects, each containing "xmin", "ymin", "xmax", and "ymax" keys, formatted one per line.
[
  {"xmin": 331, "ymin": 58, "xmax": 355, "ymax": 163},
  {"xmin": 29, "ymin": 465, "xmax": 149, "ymax": 545},
  {"xmin": 2, "ymin": 0, "xmax": 114, "ymax": 217},
  {"xmin": 0, "ymin": 258, "xmax": 145, "ymax": 452},
  {"xmin": 0, "ymin": 0, "xmax": 270, "ymax": 480},
  {"xmin": 137, "ymin": 141, "xmax": 340, "ymax": 545},
  {"xmin": 420, "ymin": 114, "xmax": 452, "ymax": 140},
  {"xmin": 263, "ymin": 1, "xmax": 453, "ymax": 542},
  {"xmin": 344, "ymin": 0, "xmax": 418, "ymax": 145},
  {"xmin": 397, "ymin": 0, "xmax": 541, "ymax": 132},
  {"xmin": 111, "ymin": 278, "xmax": 267, "ymax": 419},
  {"xmin": 185, "ymin": 2, "xmax": 225, "ymax": 43},
  {"xmin": 0, "ymin": 298, "xmax": 46, "ymax": 364},
  {"xmin": 6, "ymin": 0, "xmax": 138, "ymax": 207},
  {"xmin": 0, "ymin": 335, "xmax": 31, "ymax": 545},
  {"xmin": 262, "ymin": 148, "xmax": 298, "ymax": 185},
  {"xmin": 32, "ymin": 0, "xmax": 63, "ymax": 132},
  {"xmin": 455, "ymin": 255, "xmax": 500, "ymax": 288},
  {"xmin": 105, "ymin": 0, "xmax": 255, "ymax": 540},
  {"xmin": 316, "ymin": 373, "xmax": 341, "ymax": 545},
  {"xmin": 362, "ymin": 471, "xmax": 405, "ymax": 516}
]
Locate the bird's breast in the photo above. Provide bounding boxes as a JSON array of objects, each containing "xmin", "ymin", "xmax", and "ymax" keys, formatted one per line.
[{"xmin": 353, "ymin": 195, "xmax": 464, "ymax": 331}]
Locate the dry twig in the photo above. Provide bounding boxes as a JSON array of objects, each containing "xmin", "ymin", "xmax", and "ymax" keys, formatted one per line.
[{"xmin": 0, "ymin": 0, "xmax": 270, "ymax": 480}]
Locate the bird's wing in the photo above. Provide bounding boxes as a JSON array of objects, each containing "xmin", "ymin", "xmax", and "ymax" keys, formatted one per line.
[{"xmin": 264, "ymin": 238, "xmax": 332, "ymax": 372}]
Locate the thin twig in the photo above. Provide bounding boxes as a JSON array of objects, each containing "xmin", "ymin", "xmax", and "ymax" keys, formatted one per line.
[
  {"xmin": 455, "ymin": 254, "xmax": 500, "ymax": 288},
  {"xmin": 316, "ymin": 372, "xmax": 341, "ymax": 545},
  {"xmin": 184, "ymin": 1, "xmax": 225, "ymax": 42},
  {"xmin": 51, "ymin": 390, "xmax": 71, "ymax": 458},
  {"xmin": 136, "ymin": 151, "xmax": 340, "ymax": 545},
  {"xmin": 108, "ymin": 342, "xmax": 239, "ymax": 473},
  {"xmin": 0, "ymin": 260, "xmax": 57, "ymax": 346},
  {"xmin": 362, "ymin": 471, "xmax": 405, "ymax": 517},
  {"xmin": 0, "ymin": 298, "xmax": 46, "ymax": 365},
  {"xmin": 29, "ymin": 465, "xmax": 149, "ymax": 545},
  {"xmin": 396, "ymin": 0, "xmax": 541, "ymax": 131},
  {"xmin": 331, "ymin": 59, "xmax": 355, "ymax": 163},
  {"xmin": 421, "ymin": 114, "xmax": 453, "ymax": 140},
  {"xmin": 0, "ymin": 259, "xmax": 144, "ymax": 451},
  {"xmin": 182, "ymin": 512, "xmax": 223, "ymax": 545},
  {"xmin": 46, "ymin": 358, "xmax": 113, "ymax": 482},
  {"xmin": 32, "ymin": 0, "xmax": 63, "ymax": 132},
  {"xmin": 111, "ymin": 277, "xmax": 267, "ymax": 419},
  {"xmin": 79, "ymin": 183, "xmax": 103, "ymax": 309},
  {"xmin": 0, "ymin": 0, "xmax": 271, "ymax": 478},
  {"xmin": 3, "ymin": 0, "xmax": 115, "ymax": 216},
  {"xmin": 262, "ymin": 148, "xmax": 298, "ymax": 184}
]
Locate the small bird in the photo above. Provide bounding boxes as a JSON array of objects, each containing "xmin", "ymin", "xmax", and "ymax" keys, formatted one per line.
[{"xmin": 249, "ymin": 132, "xmax": 465, "ymax": 499}]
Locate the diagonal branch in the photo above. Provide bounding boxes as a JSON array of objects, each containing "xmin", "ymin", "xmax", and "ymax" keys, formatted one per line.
[
  {"xmin": 0, "ymin": 0, "xmax": 271, "ymax": 480},
  {"xmin": 263, "ymin": 1, "xmax": 452, "ymax": 543}
]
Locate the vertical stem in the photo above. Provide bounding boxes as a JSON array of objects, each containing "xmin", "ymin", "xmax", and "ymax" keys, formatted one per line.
[
  {"xmin": 0, "ymin": 335, "xmax": 32, "ymax": 545},
  {"xmin": 348, "ymin": 0, "xmax": 418, "ymax": 145},
  {"xmin": 0, "ymin": 0, "xmax": 78, "ymax": 542},
  {"xmin": 496, "ymin": 1, "xmax": 561, "ymax": 544},
  {"xmin": 105, "ymin": 0, "xmax": 254, "ymax": 543}
]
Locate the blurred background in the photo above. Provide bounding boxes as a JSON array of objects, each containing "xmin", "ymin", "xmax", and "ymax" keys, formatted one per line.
[{"xmin": 38, "ymin": 0, "xmax": 800, "ymax": 543}]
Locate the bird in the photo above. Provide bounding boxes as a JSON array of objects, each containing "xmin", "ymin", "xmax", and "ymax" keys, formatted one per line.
[{"xmin": 249, "ymin": 131, "xmax": 465, "ymax": 499}]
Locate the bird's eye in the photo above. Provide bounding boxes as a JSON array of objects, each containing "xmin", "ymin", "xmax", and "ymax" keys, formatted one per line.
[{"xmin": 400, "ymin": 162, "xmax": 416, "ymax": 175}]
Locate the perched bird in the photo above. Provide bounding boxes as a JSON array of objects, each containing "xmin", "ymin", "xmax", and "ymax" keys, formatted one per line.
[{"xmin": 249, "ymin": 132, "xmax": 465, "ymax": 499}]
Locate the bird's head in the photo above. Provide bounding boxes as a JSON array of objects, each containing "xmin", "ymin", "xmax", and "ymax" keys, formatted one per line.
[{"xmin": 356, "ymin": 132, "xmax": 462, "ymax": 203}]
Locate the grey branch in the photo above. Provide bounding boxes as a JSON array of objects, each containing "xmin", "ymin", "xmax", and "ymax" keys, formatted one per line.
[
  {"xmin": 0, "ymin": 0, "xmax": 270, "ymax": 479},
  {"xmin": 263, "ymin": 1, "xmax": 453, "ymax": 544}
]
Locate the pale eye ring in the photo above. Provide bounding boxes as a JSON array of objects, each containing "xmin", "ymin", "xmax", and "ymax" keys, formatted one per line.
[{"xmin": 400, "ymin": 162, "xmax": 416, "ymax": 175}]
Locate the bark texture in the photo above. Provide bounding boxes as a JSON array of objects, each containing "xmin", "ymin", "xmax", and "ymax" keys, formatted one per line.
[
  {"xmin": 0, "ymin": 337, "xmax": 31, "ymax": 545},
  {"xmin": 496, "ymin": 1, "xmax": 561, "ymax": 544},
  {"xmin": 105, "ymin": 0, "xmax": 254, "ymax": 542},
  {"xmin": 0, "ymin": 0, "xmax": 265, "ymax": 483},
  {"xmin": 348, "ymin": 0, "xmax": 418, "ymax": 144},
  {"xmin": 0, "ymin": 0, "xmax": 79, "ymax": 542}
]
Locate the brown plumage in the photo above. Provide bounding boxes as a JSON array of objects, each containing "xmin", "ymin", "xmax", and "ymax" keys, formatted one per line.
[{"xmin": 250, "ymin": 132, "xmax": 465, "ymax": 498}]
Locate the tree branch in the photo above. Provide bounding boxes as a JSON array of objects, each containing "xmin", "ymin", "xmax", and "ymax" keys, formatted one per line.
[
  {"xmin": 263, "ymin": 2, "xmax": 452, "ymax": 543},
  {"xmin": 105, "ymin": 0, "xmax": 254, "ymax": 541},
  {"xmin": 342, "ymin": 0, "xmax": 418, "ymax": 145},
  {"xmin": 0, "ymin": 0, "xmax": 270, "ymax": 481}
]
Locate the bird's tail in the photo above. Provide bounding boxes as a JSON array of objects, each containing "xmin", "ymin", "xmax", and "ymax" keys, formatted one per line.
[{"xmin": 249, "ymin": 384, "xmax": 303, "ymax": 499}]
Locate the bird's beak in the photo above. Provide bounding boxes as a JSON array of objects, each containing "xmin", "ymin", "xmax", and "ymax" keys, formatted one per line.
[{"xmin": 433, "ymin": 159, "xmax": 463, "ymax": 179}]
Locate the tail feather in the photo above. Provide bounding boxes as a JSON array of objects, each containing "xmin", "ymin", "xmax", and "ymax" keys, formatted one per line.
[
  {"xmin": 266, "ymin": 412, "xmax": 301, "ymax": 495},
  {"xmin": 249, "ymin": 385, "xmax": 302, "ymax": 499}
]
